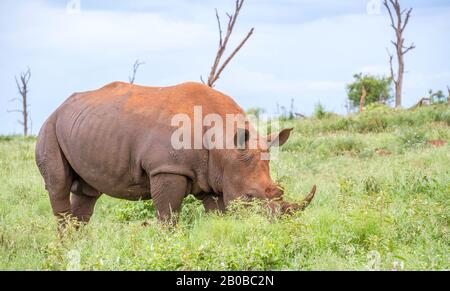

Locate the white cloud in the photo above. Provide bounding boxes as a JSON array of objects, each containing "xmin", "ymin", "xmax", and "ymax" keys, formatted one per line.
[{"xmin": 1, "ymin": 1, "xmax": 214, "ymax": 56}]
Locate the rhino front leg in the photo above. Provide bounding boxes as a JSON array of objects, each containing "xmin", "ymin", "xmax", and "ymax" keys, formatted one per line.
[
  {"xmin": 150, "ymin": 174, "xmax": 188, "ymax": 224},
  {"xmin": 202, "ymin": 194, "xmax": 226, "ymax": 213}
]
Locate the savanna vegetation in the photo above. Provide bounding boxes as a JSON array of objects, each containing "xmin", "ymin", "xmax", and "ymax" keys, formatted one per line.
[{"xmin": 0, "ymin": 105, "xmax": 449, "ymax": 270}]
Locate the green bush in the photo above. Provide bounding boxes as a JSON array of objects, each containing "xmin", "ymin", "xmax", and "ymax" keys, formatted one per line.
[
  {"xmin": 314, "ymin": 103, "xmax": 327, "ymax": 119},
  {"xmin": 396, "ymin": 128, "xmax": 427, "ymax": 149},
  {"xmin": 114, "ymin": 200, "xmax": 156, "ymax": 222},
  {"xmin": 354, "ymin": 113, "xmax": 389, "ymax": 133},
  {"xmin": 434, "ymin": 109, "xmax": 450, "ymax": 126}
]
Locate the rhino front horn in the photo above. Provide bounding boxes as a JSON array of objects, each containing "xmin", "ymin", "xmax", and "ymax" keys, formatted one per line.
[
  {"xmin": 276, "ymin": 185, "xmax": 317, "ymax": 215},
  {"xmin": 298, "ymin": 185, "xmax": 316, "ymax": 211}
]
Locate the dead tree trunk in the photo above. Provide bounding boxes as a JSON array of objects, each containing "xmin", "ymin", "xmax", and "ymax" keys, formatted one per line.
[
  {"xmin": 129, "ymin": 60, "xmax": 145, "ymax": 84},
  {"xmin": 384, "ymin": 0, "xmax": 415, "ymax": 108},
  {"xmin": 8, "ymin": 68, "xmax": 31, "ymax": 136},
  {"xmin": 201, "ymin": 0, "xmax": 254, "ymax": 88},
  {"xmin": 447, "ymin": 86, "xmax": 450, "ymax": 105},
  {"xmin": 360, "ymin": 85, "xmax": 367, "ymax": 112}
]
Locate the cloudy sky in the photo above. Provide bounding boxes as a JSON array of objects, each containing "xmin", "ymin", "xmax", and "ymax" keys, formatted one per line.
[{"xmin": 0, "ymin": 0, "xmax": 449, "ymax": 134}]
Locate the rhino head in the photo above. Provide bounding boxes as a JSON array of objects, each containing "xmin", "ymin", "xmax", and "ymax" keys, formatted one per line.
[{"xmin": 208, "ymin": 127, "xmax": 316, "ymax": 215}]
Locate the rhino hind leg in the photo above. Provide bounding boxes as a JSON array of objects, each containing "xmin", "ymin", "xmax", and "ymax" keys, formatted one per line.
[
  {"xmin": 35, "ymin": 121, "xmax": 74, "ymax": 226},
  {"xmin": 150, "ymin": 174, "xmax": 188, "ymax": 224}
]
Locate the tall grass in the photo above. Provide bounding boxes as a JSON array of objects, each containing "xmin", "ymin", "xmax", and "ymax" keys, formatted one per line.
[{"xmin": 0, "ymin": 106, "xmax": 449, "ymax": 270}]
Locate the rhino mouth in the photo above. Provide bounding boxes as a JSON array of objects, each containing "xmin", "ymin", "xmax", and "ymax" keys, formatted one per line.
[{"xmin": 237, "ymin": 186, "xmax": 317, "ymax": 215}]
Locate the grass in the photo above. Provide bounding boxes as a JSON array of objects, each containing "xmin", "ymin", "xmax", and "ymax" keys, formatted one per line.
[{"xmin": 0, "ymin": 105, "xmax": 449, "ymax": 270}]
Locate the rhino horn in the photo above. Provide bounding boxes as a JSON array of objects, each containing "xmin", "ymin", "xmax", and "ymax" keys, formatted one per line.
[
  {"xmin": 298, "ymin": 185, "xmax": 316, "ymax": 211},
  {"xmin": 270, "ymin": 185, "xmax": 317, "ymax": 215}
]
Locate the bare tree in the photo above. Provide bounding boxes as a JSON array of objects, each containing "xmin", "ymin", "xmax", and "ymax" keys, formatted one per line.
[
  {"xmin": 345, "ymin": 99, "xmax": 351, "ymax": 115},
  {"xmin": 8, "ymin": 68, "xmax": 31, "ymax": 136},
  {"xmin": 359, "ymin": 85, "xmax": 367, "ymax": 112},
  {"xmin": 447, "ymin": 86, "xmax": 450, "ymax": 105},
  {"xmin": 384, "ymin": 0, "xmax": 415, "ymax": 108},
  {"xmin": 201, "ymin": 0, "xmax": 254, "ymax": 87},
  {"xmin": 129, "ymin": 59, "xmax": 145, "ymax": 84}
]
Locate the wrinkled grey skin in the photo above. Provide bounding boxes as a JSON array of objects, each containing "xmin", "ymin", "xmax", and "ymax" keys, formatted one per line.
[{"xmin": 36, "ymin": 82, "xmax": 315, "ymax": 225}]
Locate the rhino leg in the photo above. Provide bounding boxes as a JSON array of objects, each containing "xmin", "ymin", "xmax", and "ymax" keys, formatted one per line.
[
  {"xmin": 150, "ymin": 174, "xmax": 188, "ymax": 224},
  {"xmin": 36, "ymin": 121, "xmax": 74, "ymax": 226},
  {"xmin": 70, "ymin": 179, "xmax": 101, "ymax": 223},
  {"xmin": 202, "ymin": 194, "xmax": 226, "ymax": 213},
  {"xmin": 70, "ymin": 193, "xmax": 99, "ymax": 224}
]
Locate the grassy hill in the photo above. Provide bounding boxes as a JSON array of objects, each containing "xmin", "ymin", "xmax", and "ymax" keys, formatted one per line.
[{"xmin": 0, "ymin": 105, "xmax": 449, "ymax": 270}]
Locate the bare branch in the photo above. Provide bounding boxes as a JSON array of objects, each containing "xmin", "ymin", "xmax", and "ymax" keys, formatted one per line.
[
  {"xmin": 360, "ymin": 85, "xmax": 367, "ymax": 112},
  {"xmin": 215, "ymin": 9, "xmax": 223, "ymax": 47},
  {"xmin": 10, "ymin": 67, "xmax": 31, "ymax": 136},
  {"xmin": 401, "ymin": 8, "xmax": 413, "ymax": 32},
  {"xmin": 384, "ymin": 0, "xmax": 414, "ymax": 108},
  {"xmin": 129, "ymin": 59, "xmax": 145, "ymax": 84},
  {"xmin": 15, "ymin": 76, "xmax": 22, "ymax": 95},
  {"xmin": 447, "ymin": 86, "xmax": 450, "ymax": 105},
  {"xmin": 386, "ymin": 48, "xmax": 396, "ymax": 84},
  {"xmin": 210, "ymin": 28, "xmax": 254, "ymax": 86},
  {"xmin": 384, "ymin": 0, "xmax": 396, "ymax": 29},
  {"xmin": 204, "ymin": 0, "xmax": 254, "ymax": 87},
  {"xmin": 402, "ymin": 43, "xmax": 415, "ymax": 55}
]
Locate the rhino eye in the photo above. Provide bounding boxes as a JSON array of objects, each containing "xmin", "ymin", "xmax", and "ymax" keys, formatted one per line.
[{"xmin": 238, "ymin": 152, "xmax": 254, "ymax": 163}]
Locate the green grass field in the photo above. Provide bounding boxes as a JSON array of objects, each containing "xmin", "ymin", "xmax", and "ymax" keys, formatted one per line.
[{"xmin": 0, "ymin": 105, "xmax": 449, "ymax": 270}]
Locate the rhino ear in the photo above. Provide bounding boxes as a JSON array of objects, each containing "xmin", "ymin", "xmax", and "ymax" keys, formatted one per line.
[
  {"xmin": 234, "ymin": 128, "xmax": 250, "ymax": 149},
  {"xmin": 267, "ymin": 128, "xmax": 293, "ymax": 148}
]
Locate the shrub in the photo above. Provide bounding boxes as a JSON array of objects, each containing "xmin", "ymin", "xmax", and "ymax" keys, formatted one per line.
[
  {"xmin": 433, "ymin": 108, "xmax": 450, "ymax": 126},
  {"xmin": 114, "ymin": 200, "xmax": 156, "ymax": 222},
  {"xmin": 363, "ymin": 176, "xmax": 382, "ymax": 195},
  {"xmin": 314, "ymin": 136, "xmax": 366, "ymax": 156},
  {"xmin": 328, "ymin": 117, "xmax": 354, "ymax": 131},
  {"xmin": 314, "ymin": 103, "xmax": 327, "ymax": 119},
  {"xmin": 354, "ymin": 112, "xmax": 389, "ymax": 133},
  {"xmin": 396, "ymin": 128, "xmax": 427, "ymax": 149}
]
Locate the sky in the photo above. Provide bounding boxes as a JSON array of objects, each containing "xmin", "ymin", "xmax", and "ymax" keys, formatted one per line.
[{"xmin": 0, "ymin": 0, "xmax": 449, "ymax": 135}]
